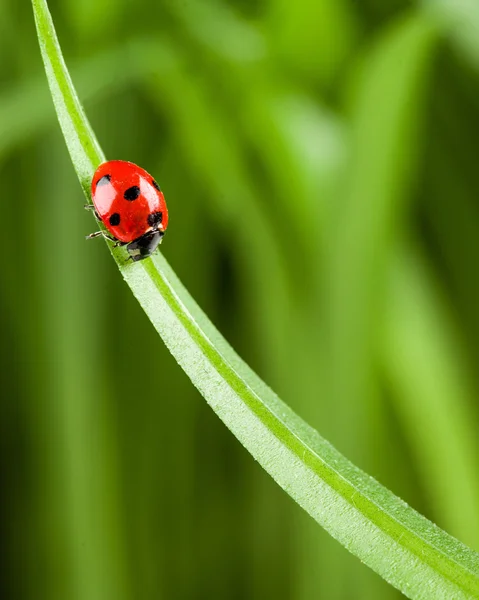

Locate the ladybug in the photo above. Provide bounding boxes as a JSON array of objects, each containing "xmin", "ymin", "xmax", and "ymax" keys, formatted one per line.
[{"xmin": 86, "ymin": 160, "xmax": 168, "ymax": 261}]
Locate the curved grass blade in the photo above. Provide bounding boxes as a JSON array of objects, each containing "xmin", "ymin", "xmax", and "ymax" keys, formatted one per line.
[{"xmin": 31, "ymin": 0, "xmax": 479, "ymax": 597}]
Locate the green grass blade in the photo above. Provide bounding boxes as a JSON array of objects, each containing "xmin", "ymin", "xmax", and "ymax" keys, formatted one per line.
[
  {"xmin": 324, "ymin": 15, "xmax": 437, "ymax": 458},
  {"xmin": 422, "ymin": 0, "xmax": 479, "ymax": 67},
  {"xmin": 31, "ymin": 5, "xmax": 104, "ymax": 197},
  {"xmin": 31, "ymin": 0, "xmax": 479, "ymax": 597},
  {"xmin": 383, "ymin": 243, "xmax": 479, "ymax": 549}
]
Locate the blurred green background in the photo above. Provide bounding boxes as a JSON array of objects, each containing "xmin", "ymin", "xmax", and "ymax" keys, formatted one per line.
[{"xmin": 2, "ymin": 0, "xmax": 479, "ymax": 598}]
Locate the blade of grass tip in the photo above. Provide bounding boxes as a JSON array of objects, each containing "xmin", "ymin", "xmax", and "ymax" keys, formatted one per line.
[
  {"xmin": 31, "ymin": 0, "xmax": 479, "ymax": 597},
  {"xmin": 32, "ymin": 0, "xmax": 105, "ymax": 196}
]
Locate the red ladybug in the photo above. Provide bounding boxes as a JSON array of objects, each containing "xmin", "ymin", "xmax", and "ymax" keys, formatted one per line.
[{"xmin": 86, "ymin": 160, "xmax": 168, "ymax": 261}]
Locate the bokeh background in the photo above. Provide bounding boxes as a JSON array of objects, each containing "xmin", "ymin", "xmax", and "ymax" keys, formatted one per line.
[{"xmin": 2, "ymin": 0, "xmax": 479, "ymax": 598}]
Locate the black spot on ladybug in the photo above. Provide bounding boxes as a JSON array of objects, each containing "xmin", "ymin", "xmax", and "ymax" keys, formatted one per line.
[
  {"xmin": 124, "ymin": 186, "xmax": 141, "ymax": 201},
  {"xmin": 109, "ymin": 213, "xmax": 121, "ymax": 226},
  {"xmin": 147, "ymin": 211, "xmax": 163, "ymax": 227},
  {"xmin": 152, "ymin": 179, "xmax": 161, "ymax": 192},
  {"xmin": 97, "ymin": 174, "xmax": 111, "ymax": 187}
]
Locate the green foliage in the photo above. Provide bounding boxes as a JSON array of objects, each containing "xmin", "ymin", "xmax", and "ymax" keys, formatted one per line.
[
  {"xmin": 2, "ymin": 0, "xmax": 479, "ymax": 598},
  {"xmin": 27, "ymin": 0, "xmax": 479, "ymax": 598}
]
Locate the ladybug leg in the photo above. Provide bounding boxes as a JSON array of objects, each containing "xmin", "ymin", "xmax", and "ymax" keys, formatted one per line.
[
  {"xmin": 85, "ymin": 231, "xmax": 117, "ymax": 243},
  {"xmin": 84, "ymin": 204, "xmax": 101, "ymax": 221},
  {"xmin": 85, "ymin": 230, "xmax": 103, "ymax": 240}
]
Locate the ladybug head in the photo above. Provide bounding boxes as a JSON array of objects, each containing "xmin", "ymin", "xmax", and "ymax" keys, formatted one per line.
[{"xmin": 126, "ymin": 230, "xmax": 164, "ymax": 262}]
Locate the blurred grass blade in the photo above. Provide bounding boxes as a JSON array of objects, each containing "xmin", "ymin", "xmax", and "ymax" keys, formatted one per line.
[
  {"xmin": 422, "ymin": 0, "xmax": 479, "ymax": 67},
  {"xmin": 383, "ymin": 243, "xmax": 479, "ymax": 549},
  {"xmin": 0, "ymin": 37, "xmax": 171, "ymax": 160},
  {"xmin": 265, "ymin": 0, "xmax": 357, "ymax": 85},
  {"xmin": 325, "ymin": 15, "xmax": 437, "ymax": 458},
  {"xmin": 31, "ymin": 0, "xmax": 479, "ymax": 597}
]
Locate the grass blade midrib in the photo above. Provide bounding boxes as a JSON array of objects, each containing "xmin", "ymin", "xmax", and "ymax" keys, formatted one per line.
[{"xmin": 139, "ymin": 258, "xmax": 479, "ymax": 594}]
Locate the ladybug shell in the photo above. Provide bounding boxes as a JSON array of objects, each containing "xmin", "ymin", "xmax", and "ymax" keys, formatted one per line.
[{"xmin": 91, "ymin": 160, "xmax": 168, "ymax": 243}]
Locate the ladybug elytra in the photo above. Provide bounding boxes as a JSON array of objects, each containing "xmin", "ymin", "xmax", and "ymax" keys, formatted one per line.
[{"xmin": 86, "ymin": 160, "xmax": 169, "ymax": 261}]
